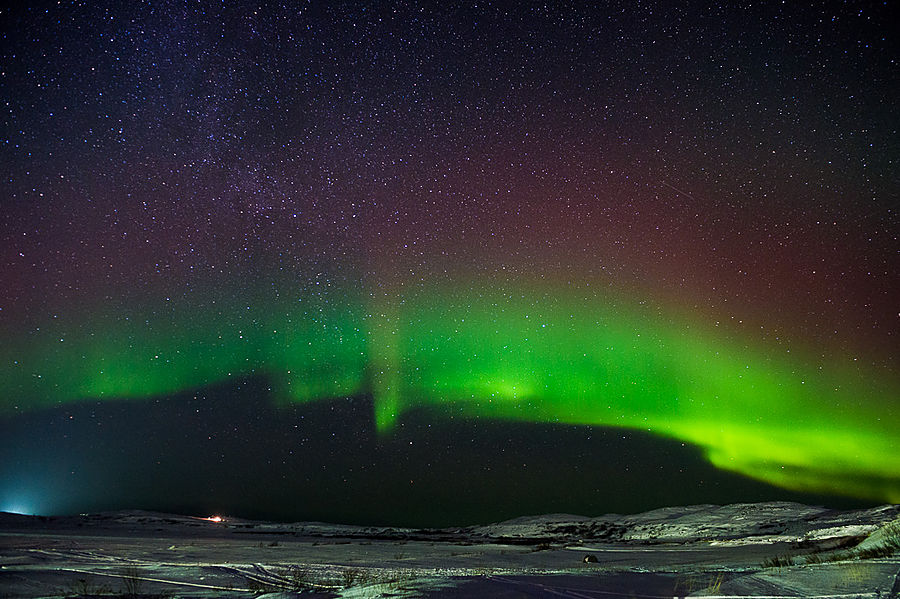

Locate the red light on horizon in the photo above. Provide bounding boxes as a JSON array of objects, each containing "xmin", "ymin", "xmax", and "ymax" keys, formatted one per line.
[{"xmin": 202, "ymin": 515, "xmax": 224, "ymax": 523}]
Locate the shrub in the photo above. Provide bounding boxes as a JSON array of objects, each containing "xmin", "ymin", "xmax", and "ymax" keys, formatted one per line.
[
  {"xmin": 855, "ymin": 544, "xmax": 896, "ymax": 559},
  {"xmin": 882, "ymin": 518, "xmax": 900, "ymax": 549},
  {"xmin": 119, "ymin": 565, "xmax": 143, "ymax": 597},
  {"xmin": 761, "ymin": 554, "xmax": 795, "ymax": 568}
]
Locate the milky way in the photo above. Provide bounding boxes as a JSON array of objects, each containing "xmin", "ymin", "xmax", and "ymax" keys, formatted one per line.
[{"xmin": 1, "ymin": 2, "xmax": 897, "ymax": 523}]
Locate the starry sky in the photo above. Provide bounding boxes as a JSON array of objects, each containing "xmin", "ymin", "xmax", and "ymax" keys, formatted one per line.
[{"xmin": 1, "ymin": 1, "xmax": 897, "ymax": 526}]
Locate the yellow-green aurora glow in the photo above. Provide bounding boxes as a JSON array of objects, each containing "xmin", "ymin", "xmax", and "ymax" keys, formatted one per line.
[{"xmin": 3, "ymin": 280, "xmax": 897, "ymax": 503}]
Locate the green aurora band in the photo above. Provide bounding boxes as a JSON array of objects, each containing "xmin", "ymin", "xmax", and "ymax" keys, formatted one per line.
[{"xmin": 3, "ymin": 281, "xmax": 898, "ymax": 503}]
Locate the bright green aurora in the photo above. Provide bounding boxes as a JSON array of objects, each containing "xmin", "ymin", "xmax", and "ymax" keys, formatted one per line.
[{"xmin": 3, "ymin": 279, "xmax": 897, "ymax": 504}]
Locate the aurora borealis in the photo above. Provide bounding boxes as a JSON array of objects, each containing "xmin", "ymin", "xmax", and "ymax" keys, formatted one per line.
[{"xmin": 1, "ymin": 2, "xmax": 897, "ymax": 525}]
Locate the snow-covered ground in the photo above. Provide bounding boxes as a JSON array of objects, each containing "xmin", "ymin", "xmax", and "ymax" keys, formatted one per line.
[{"xmin": 1, "ymin": 502, "xmax": 897, "ymax": 597}]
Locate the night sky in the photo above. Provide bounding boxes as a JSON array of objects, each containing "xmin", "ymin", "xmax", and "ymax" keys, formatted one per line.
[{"xmin": 1, "ymin": 2, "xmax": 897, "ymax": 526}]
